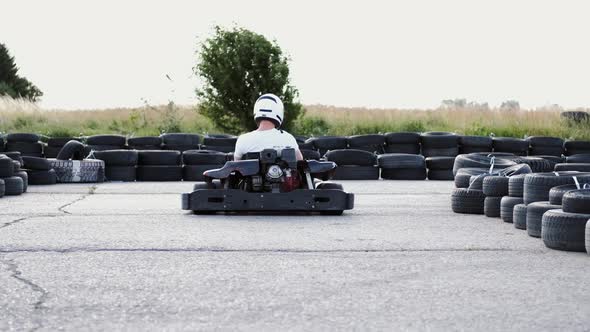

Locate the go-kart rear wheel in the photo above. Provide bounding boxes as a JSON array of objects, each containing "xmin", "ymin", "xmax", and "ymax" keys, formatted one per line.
[{"xmin": 320, "ymin": 210, "xmax": 343, "ymax": 215}]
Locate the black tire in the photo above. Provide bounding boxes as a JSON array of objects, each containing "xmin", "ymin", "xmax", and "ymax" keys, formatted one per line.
[
  {"xmin": 542, "ymin": 209, "xmax": 590, "ymax": 252},
  {"xmin": 0, "ymin": 156, "xmax": 14, "ymax": 178},
  {"xmin": 301, "ymin": 149, "xmax": 321, "ymax": 160},
  {"xmin": 3, "ymin": 176, "xmax": 24, "ymax": 195},
  {"xmin": 384, "ymin": 132, "xmax": 421, "ymax": 144},
  {"xmin": 561, "ymin": 189, "xmax": 590, "ymax": 214},
  {"xmin": 325, "ymin": 149, "xmax": 376, "ymax": 166},
  {"xmin": 332, "ymin": 165, "xmax": 379, "ymax": 180},
  {"xmin": 309, "ymin": 136, "xmax": 348, "ymax": 151},
  {"xmin": 2, "ymin": 151, "xmax": 23, "ymax": 164},
  {"xmin": 500, "ymin": 196, "xmax": 524, "ymax": 223},
  {"xmin": 0, "ymin": 178, "xmax": 4, "ymax": 197},
  {"xmin": 425, "ymin": 156, "xmax": 455, "ymax": 170},
  {"xmin": 384, "ymin": 143, "xmax": 421, "ymax": 154},
  {"xmin": 427, "ymin": 169, "xmax": 454, "ymax": 180},
  {"xmin": 451, "ymin": 188, "xmax": 485, "ymax": 214},
  {"xmin": 160, "ymin": 133, "xmax": 201, "ymax": 146},
  {"xmin": 381, "ymin": 167, "xmax": 426, "ymax": 180},
  {"xmin": 508, "ymin": 174, "xmax": 527, "ymax": 197},
  {"xmin": 22, "ymin": 156, "xmax": 51, "ymax": 170},
  {"xmin": 534, "ymin": 155, "xmax": 565, "ymax": 164},
  {"xmin": 420, "ymin": 132, "xmax": 459, "ymax": 148},
  {"xmin": 526, "ymin": 201, "xmax": 561, "ymax": 238},
  {"xmin": 182, "ymin": 150, "xmax": 227, "ymax": 165},
  {"xmin": 513, "ymin": 204, "xmax": 528, "ymax": 230},
  {"xmin": 549, "ymin": 184, "xmax": 579, "ymax": 205},
  {"xmin": 127, "ymin": 136, "xmax": 162, "ymax": 146},
  {"xmin": 586, "ymin": 222, "xmax": 590, "ymax": 255},
  {"xmin": 6, "ymin": 133, "xmax": 40, "ymax": 143},
  {"xmin": 459, "ymin": 135, "xmax": 493, "ymax": 148},
  {"xmin": 564, "ymin": 141, "xmax": 590, "ymax": 156},
  {"xmin": 298, "ymin": 142, "xmax": 315, "ymax": 150},
  {"xmin": 492, "ymin": 137, "xmax": 529, "ymax": 155},
  {"xmin": 26, "ymin": 169, "xmax": 57, "ymax": 185},
  {"xmin": 421, "ymin": 147, "xmax": 459, "ymax": 158},
  {"xmin": 56, "ymin": 140, "xmax": 87, "ymax": 160},
  {"xmin": 15, "ymin": 170, "xmax": 28, "ymax": 193},
  {"xmin": 182, "ymin": 165, "xmax": 222, "ymax": 181},
  {"xmin": 484, "ymin": 196, "xmax": 502, "ymax": 218},
  {"xmin": 454, "ymin": 168, "xmax": 489, "ymax": 188},
  {"xmin": 193, "ymin": 182, "xmax": 210, "ymax": 190},
  {"xmin": 202, "ymin": 137, "xmax": 237, "ymax": 147},
  {"xmin": 12, "ymin": 160, "xmax": 20, "ymax": 173},
  {"xmin": 554, "ymin": 163, "xmax": 590, "ymax": 172},
  {"xmin": 523, "ymin": 172, "xmax": 590, "ymax": 204},
  {"xmin": 316, "ymin": 181, "xmax": 344, "ymax": 190},
  {"xmin": 50, "ymin": 159, "xmax": 106, "ymax": 183},
  {"xmin": 566, "ymin": 154, "xmax": 590, "ymax": 164},
  {"xmin": 468, "ymin": 174, "xmax": 491, "ymax": 190},
  {"xmin": 86, "ymin": 134, "xmax": 127, "ymax": 146},
  {"xmin": 498, "ymin": 164, "xmax": 533, "ymax": 177},
  {"xmin": 105, "ymin": 166, "xmax": 136, "ymax": 182},
  {"xmin": 483, "ymin": 176, "xmax": 509, "ymax": 196},
  {"xmin": 5, "ymin": 142, "xmax": 43, "ymax": 155},
  {"xmin": 511, "ymin": 157, "xmax": 553, "ymax": 173},
  {"xmin": 347, "ymin": 134, "xmax": 385, "ymax": 153},
  {"xmin": 137, "ymin": 165, "xmax": 183, "ymax": 181},
  {"xmin": 561, "ymin": 111, "xmax": 589, "ymax": 122},
  {"xmin": 377, "ymin": 154, "xmax": 424, "ymax": 168},
  {"xmin": 453, "ymin": 154, "xmax": 516, "ymax": 176},
  {"xmin": 137, "ymin": 150, "xmax": 181, "ymax": 166},
  {"xmin": 47, "ymin": 137, "xmax": 81, "ymax": 147},
  {"xmin": 527, "ymin": 136, "xmax": 564, "ymax": 147},
  {"xmin": 93, "ymin": 150, "xmax": 139, "ymax": 166},
  {"xmin": 529, "ymin": 146, "xmax": 564, "ymax": 157}
]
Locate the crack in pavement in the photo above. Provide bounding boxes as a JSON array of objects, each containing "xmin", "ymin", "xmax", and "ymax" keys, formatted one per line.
[
  {"xmin": 1, "ymin": 255, "xmax": 49, "ymax": 331},
  {"xmin": 57, "ymin": 185, "xmax": 97, "ymax": 215},
  {"xmin": 0, "ymin": 247, "xmax": 523, "ymax": 254},
  {"xmin": 0, "ymin": 215, "xmax": 58, "ymax": 230}
]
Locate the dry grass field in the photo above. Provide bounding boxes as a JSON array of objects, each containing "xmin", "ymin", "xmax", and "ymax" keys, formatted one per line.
[{"xmin": 1, "ymin": 97, "xmax": 589, "ymax": 140}]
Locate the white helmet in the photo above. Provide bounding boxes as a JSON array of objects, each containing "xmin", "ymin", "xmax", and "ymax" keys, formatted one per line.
[{"xmin": 253, "ymin": 93, "xmax": 284, "ymax": 127}]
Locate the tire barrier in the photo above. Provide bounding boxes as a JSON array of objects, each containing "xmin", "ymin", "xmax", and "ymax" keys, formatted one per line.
[
  {"xmin": 93, "ymin": 150, "xmax": 139, "ymax": 182},
  {"xmin": 161, "ymin": 133, "xmax": 201, "ymax": 152},
  {"xmin": 523, "ymin": 172, "xmax": 590, "ymax": 205},
  {"xmin": 50, "ymin": 159, "xmax": 105, "ymax": 183},
  {"xmin": 512, "ymin": 203, "xmax": 528, "ymax": 230},
  {"xmin": 181, "ymin": 150, "xmax": 227, "ymax": 181},
  {"xmin": 128, "ymin": 136, "xmax": 163, "ymax": 150},
  {"xmin": 451, "ymin": 188, "xmax": 485, "ymax": 214},
  {"xmin": 347, "ymin": 134, "xmax": 385, "ymax": 154},
  {"xmin": 21, "ymin": 156, "xmax": 57, "ymax": 185}
]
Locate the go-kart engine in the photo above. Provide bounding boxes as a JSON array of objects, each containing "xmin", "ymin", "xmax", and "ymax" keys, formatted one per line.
[{"xmin": 265, "ymin": 164, "xmax": 284, "ymax": 182}]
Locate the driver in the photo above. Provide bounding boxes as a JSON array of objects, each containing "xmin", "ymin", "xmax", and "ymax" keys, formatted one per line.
[{"xmin": 233, "ymin": 93, "xmax": 303, "ymax": 161}]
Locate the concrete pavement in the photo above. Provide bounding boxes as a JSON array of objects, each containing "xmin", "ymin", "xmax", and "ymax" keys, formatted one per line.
[{"xmin": 1, "ymin": 181, "xmax": 589, "ymax": 331}]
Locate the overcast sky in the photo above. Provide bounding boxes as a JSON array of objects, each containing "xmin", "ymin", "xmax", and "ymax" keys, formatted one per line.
[{"xmin": 2, "ymin": 0, "xmax": 590, "ymax": 110}]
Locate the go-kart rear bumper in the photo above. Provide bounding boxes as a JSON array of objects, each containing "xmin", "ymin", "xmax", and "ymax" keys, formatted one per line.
[{"xmin": 182, "ymin": 189, "xmax": 354, "ymax": 213}]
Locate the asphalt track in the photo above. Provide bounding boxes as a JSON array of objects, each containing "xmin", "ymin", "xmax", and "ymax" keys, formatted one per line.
[{"xmin": 1, "ymin": 180, "xmax": 589, "ymax": 331}]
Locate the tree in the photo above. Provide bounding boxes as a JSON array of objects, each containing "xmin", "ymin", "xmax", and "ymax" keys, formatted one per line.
[
  {"xmin": 0, "ymin": 44, "xmax": 42, "ymax": 101},
  {"xmin": 194, "ymin": 26, "xmax": 303, "ymax": 133},
  {"xmin": 500, "ymin": 100, "xmax": 520, "ymax": 111}
]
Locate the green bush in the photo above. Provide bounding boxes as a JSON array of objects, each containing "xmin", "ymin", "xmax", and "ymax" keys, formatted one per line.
[{"xmin": 195, "ymin": 26, "xmax": 303, "ymax": 134}]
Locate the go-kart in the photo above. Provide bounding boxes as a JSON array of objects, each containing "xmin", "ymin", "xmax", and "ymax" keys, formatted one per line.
[{"xmin": 181, "ymin": 148, "xmax": 354, "ymax": 214}]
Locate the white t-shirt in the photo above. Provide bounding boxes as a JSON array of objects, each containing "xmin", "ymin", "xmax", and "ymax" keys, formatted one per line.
[{"xmin": 234, "ymin": 128, "xmax": 300, "ymax": 159}]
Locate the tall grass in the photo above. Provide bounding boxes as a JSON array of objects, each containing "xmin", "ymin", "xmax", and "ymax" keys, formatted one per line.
[{"xmin": 1, "ymin": 96, "xmax": 589, "ymax": 140}]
